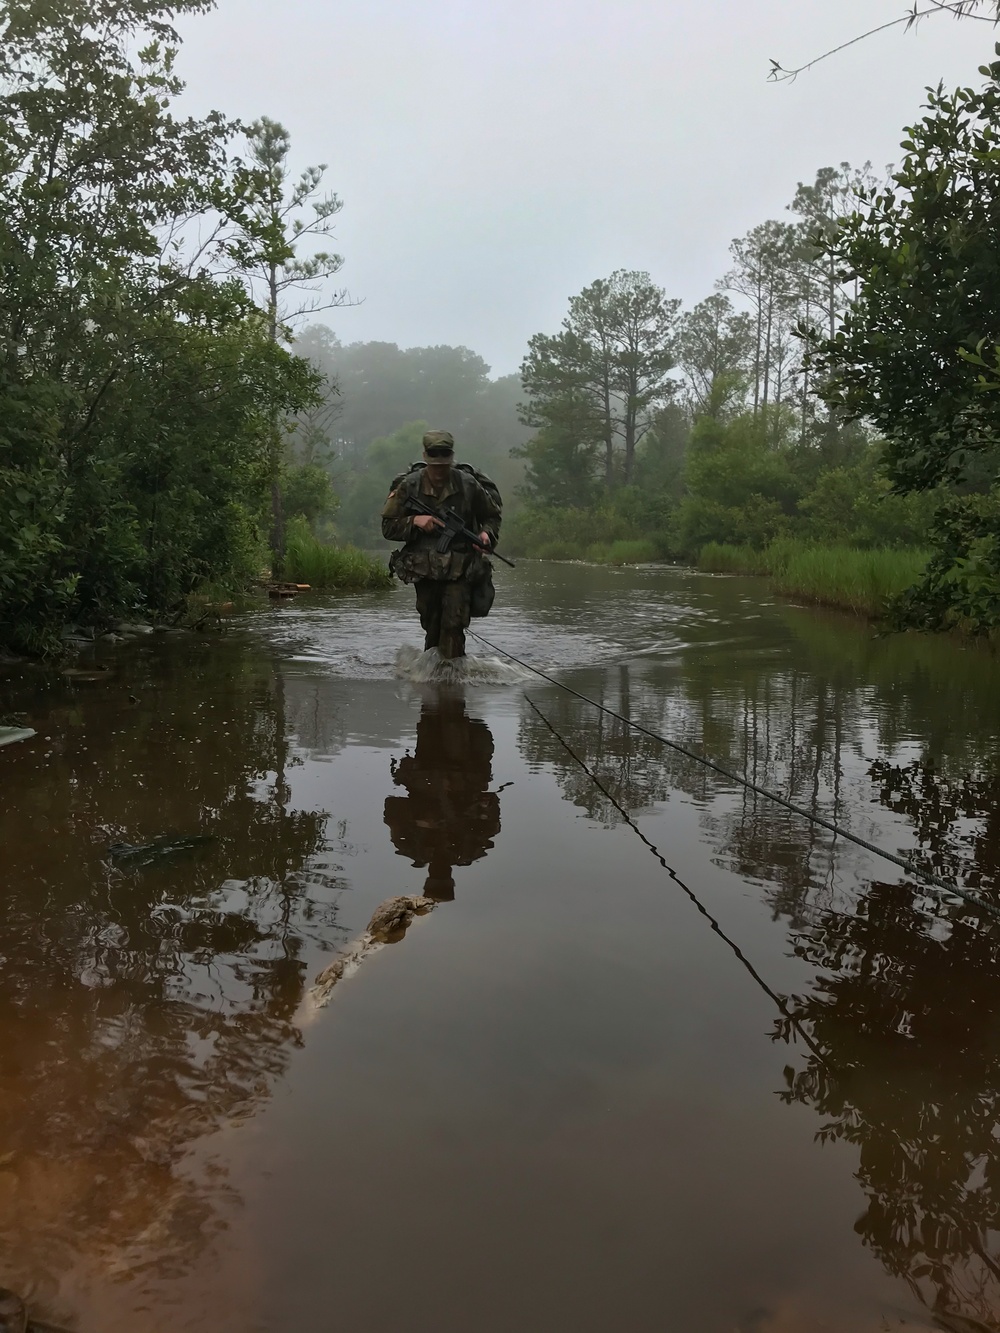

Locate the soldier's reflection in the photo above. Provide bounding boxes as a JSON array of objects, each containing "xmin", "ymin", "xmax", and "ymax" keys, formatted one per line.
[{"xmin": 384, "ymin": 694, "xmax": 502, "ymax": 900}]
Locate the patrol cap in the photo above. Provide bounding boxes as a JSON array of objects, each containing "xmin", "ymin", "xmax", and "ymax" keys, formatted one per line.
[{"xmin": 422, "ymin": 429, "xmax": 455, "ymax": 459}]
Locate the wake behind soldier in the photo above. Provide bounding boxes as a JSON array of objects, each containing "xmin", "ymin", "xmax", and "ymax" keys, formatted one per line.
[{"xmin": 381, "ymin": 430, "xmax": 503, "ymax": 660}]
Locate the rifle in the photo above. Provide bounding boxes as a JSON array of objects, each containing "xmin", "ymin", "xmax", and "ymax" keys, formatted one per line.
[{"xmin": 403, "ymin": 493, "xmax": 516, "ymax": 568}]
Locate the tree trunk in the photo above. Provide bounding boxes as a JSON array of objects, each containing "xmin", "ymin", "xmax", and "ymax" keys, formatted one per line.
[
  {"xmin": 752, "ymin": 275, "xmax": 763, "ymax": 417},
  {"xmin": 761, "ymin": 288, "xmax": 773, "ymax": 417},
  {"xmin": 267, "ymin": 260, "xmax": 284, "ymax": 568}
]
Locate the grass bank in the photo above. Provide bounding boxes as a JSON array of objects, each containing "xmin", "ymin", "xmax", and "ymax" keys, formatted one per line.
[
  {"xmin": 505, "ymin": 504, "xmax": 663, "ymax": 565},
  {"xmin": 698, "ymin": 541, "xmax": 929, "ymax": 617},
  {"xmin": 284, "ymin": 521, "xmax": 392, "ymax": 590},
  {"xmin": 529, "ymin": 537, "xmax": 658, "ymax": 565}
]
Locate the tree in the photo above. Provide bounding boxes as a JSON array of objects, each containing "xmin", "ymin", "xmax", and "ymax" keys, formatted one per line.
[
  {"xmin": 521, "ymin": 270, "xmax": 680, "ymax": 490},
  {"xmin": 676, "ymin": 295, "xmax": 753, "ymax": 419},
  {"xmin": 807, "ymin": 60, "xmax": 1000, "ymax": 492},
  {"xmin": 0, "ymin": 0, "xmax": 323, "ymax": 652},
  {"xmin": 791, "ymin": 165, "xmax": 876, "ymax": 343},
  {"xmin": 806, "ymin": 52, "xmax": 1000, "ymax": 629},
  {"xmin": 513, "ymin": 399, "xmax": 602, "ymax": 508},
  {"xmin": 239, "ymin": 117, "xmax": 350, "ymax": 566},
  {"xmin": 720, "ymin": 222, "xmax": 799, "ymax": 426}
]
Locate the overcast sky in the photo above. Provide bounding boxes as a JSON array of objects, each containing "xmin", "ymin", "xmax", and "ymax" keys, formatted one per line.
[{"xmin": 178, "ymin": 0, "xmax": 995, "ymax": 376}]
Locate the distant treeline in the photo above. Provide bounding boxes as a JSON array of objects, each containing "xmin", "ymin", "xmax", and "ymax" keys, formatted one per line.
[{"xmin": 287, "ymin": 329, "xmax": 530, "ymax": 546}]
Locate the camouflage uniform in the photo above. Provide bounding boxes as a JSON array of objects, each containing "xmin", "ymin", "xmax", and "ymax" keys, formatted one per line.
[{"xmin": 381, "ymin": 460, "xmax": 502, "ymax": 660}]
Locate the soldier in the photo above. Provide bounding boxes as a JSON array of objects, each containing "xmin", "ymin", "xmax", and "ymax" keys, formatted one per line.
[{"xmin": 381, "ymin": 429, "xmax": 502, "ymax": 660}]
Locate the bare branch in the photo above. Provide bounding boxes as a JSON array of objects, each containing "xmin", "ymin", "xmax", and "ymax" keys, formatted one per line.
[{"xmin": 769, "ymin": 1, "xmax": 1000, "ymax": 83}]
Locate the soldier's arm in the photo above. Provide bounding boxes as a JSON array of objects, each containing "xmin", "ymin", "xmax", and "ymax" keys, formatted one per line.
[{"xmin": 381, "ymin": 488, "xmax": 415, "ymax": 543}]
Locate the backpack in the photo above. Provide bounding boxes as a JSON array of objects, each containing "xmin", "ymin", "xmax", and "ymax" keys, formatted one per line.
[{"xmin": 388, "ymin": 461, "xmax": 503, "ymax": 514}]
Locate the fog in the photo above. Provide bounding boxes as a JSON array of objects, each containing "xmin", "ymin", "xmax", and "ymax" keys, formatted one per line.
[{"xmin": 177, "ymin": 0, "xmax": 995, "ymax": 372}]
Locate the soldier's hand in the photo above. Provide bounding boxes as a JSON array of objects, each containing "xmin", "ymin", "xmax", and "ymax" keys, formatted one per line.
[
  {"xmin": 413, "ymin": 514, "xmax": 443, "ymax": 532},
  {"xmin": 478, "ymin": 531, "xmax": 492, "ymax": 548}
]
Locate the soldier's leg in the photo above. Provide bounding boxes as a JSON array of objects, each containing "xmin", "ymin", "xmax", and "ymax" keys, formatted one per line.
[
  {"xmin": 437, "ymin": 579, "xmax": 472, "ymax": 659},
  {"xmin": 414, "ymin": 579, "xmax": 444, "ymax": 651}
]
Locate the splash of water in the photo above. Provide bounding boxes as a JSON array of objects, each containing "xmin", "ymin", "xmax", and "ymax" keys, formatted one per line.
[{"xmin": 394, "ymin": 644, "xmax": 533, "ymax": 685}]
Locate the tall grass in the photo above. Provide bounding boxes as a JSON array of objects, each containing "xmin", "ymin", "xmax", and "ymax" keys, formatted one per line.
[
  {"xmin": 284, "ymin": 521, "xmax": 392, "ymax": 590},
  {"xmin": 585, "ymin": 538, "xmax": 658, "ymax": 565},
  {"xmin": 699, "ymin": 543, "xmax": 773, "ymax": 575},
  {"xmin": 698, "ymin": 541, "xmax": 929, "ymax": 617}
]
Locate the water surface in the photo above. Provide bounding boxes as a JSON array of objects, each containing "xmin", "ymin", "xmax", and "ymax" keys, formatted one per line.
[{"xmin": 3, "ymin": 562, "xmax": 1000, "ymax": 1332}]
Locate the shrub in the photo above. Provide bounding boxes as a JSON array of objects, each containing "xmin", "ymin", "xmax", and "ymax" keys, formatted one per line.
[{"xmin": 284, "ymin": 517, "xmax": 392, "ymax": 590}]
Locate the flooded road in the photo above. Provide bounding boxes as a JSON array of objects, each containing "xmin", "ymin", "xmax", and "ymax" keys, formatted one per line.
[{"xmin": 3, "ymin": 561, "xmax": 1000, "ymax": 1332}]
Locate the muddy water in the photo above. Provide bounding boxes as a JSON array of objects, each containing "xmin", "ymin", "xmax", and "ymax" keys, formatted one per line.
[{"xmin": 3, "ymin": 563, "xmax": 1000, "ymax": 1332}]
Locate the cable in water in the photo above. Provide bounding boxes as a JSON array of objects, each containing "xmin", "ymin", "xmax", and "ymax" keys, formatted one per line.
[{"xmin": 468, "ymin": 629, "xmax": 1000, "ymax": 924}]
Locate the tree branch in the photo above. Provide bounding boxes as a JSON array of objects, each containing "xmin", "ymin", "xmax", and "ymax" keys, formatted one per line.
[{"xmin": 769, "ymin": 2, "xmax": 1000, "ymax": 82}]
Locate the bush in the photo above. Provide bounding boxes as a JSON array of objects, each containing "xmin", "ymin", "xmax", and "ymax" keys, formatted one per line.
[
  {"xmin": 893, "ymin": 490, "xmax": 1000, "ymax": 634},
  {"xmin": 284, "ymin": 517, "xmax": 392, "ymax": 590}
]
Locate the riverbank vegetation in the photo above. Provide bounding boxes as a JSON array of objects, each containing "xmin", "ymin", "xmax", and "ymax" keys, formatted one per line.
[
  {"xmin": 0, "ymin": 0, "xmax": 385, "ymax": 656},
  {"xmin": 283, "ymin": 519, "xmax": 392, "ymax": 590},
  {"xmin": 698, "ymin": 542, "xmax": 930, "ymax": 618}
]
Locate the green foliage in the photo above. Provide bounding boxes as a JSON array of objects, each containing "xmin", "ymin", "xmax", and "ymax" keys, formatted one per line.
[
  {"xmin": 893, "ymin": 489, "xmax": 1000, "ymax": 633},
  {"xmin": 773, "ymin": 545, "xmax": 929, "ymax": 616},
  {"xmin": 807, "ymin": 55, "xmax": 1000, "ymax": 494},
  {"xmin": 698, "ymin": 543, "xmax": 774, "ymax": 576},
  {"xmin": 0, "ymin": 0, "xmax": 324, "ymax": 653},
  {"xmin": 282, "ymin": 462, "xmax": 338, "ymax": 527},
  {"xmin": 504, "ymin": 494, "xmax": 655, "ymax": 562},
  {"xmin": 799, "ymin": 455, "xmax": 939, "ymax": 548},
  {"xmin": 673, "ymin": 414, "xmax": 801, "ymax": 553},
  {"xmin": 677, "ymin": 295, "xmax": 753, "ymax": 417},
  {"xmin": 520, "ymin": 270, "xmax": 681, "ymax": 491},
  {"xmin": 513, "ymin": 418, "xmax": 601, "ymax": 508},
  {"xmin": 283, "ymin": 517, "xmax": 392, "ymax": 590},
  {"xmin": 798, "ymin": 54, "xmax": 1000, "ymax": 631},
  {"xmin": 585, "ymin": 539, "xmax": 658, "ymax": 565},
  {"xmin": 336, "ymin": 421, "xmax": 429, "ymax": 546}
]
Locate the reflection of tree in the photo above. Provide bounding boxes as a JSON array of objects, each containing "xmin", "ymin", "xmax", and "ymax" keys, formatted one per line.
[
  {"xmin": 779, "ymin": 877, "xmax": 1000, "ymax": 1330},
  {"xmin": 871, "ymin": 759, "xmax": 1000, "ymax": 895},
  {"xmin": 0, "ymin": 640, "xmax": 341, "ymax": 1314},
  {"xmin": 384, "ymin": 692, "xmax": 501, "ymax": 900},
  {"xmin": 519, "ymin": 667, "xmax": 682, "ymax": 825},
  {"xmin": 518, "ymin": 623, "xmax": 1000, "ymax": 1331}
]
